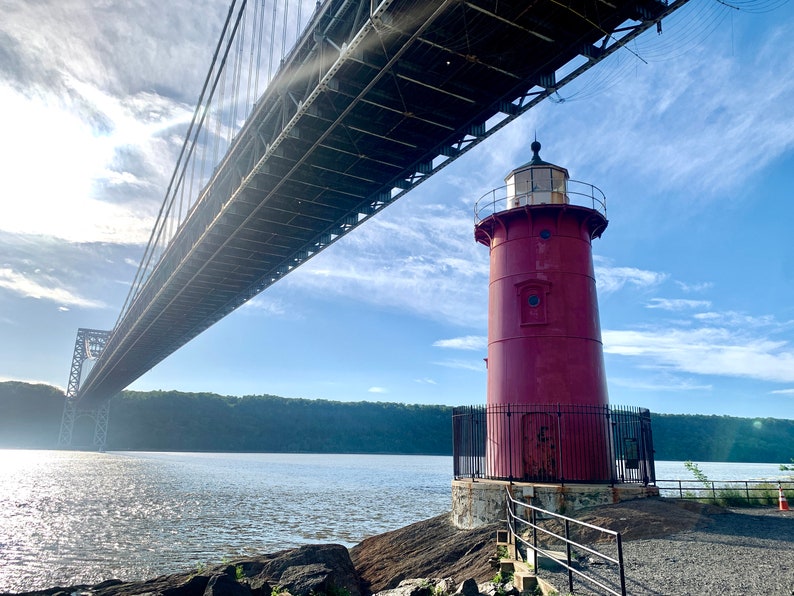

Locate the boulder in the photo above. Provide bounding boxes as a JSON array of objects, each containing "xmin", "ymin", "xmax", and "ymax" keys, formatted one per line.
[
  {"xmin": 278, "ymin": 563, "xmax": 334, "ymax": 596},
  {"xmin": 454, "ymin": 578, "xmax": 479, "ymax": 596},
  {"xmin": 204, "ymin": 574, "xmax": 250, "ymax": 596},
  {"xmin": 350, "ymin": 514, "xmax": 499, "ymax": 594},
  {"xmin": 374, "ymin": 578, "xmax": 455, "ymax": 596}
]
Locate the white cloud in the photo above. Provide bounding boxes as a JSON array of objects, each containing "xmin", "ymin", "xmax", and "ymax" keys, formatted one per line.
[
  {"xmin": 433, "ymin": 335, "xmax": 487, "ymax": 351},
  {"xmin": 432, "ymin": 359, "xmax": 486, "ymax": 372},
  {"xmin": 368, "ymin": 386, "xmax": 388, "ymax": 394},
  {"xmin": 0, "ymin": 267, "xmax": 105, "ymax": 308},
  {"xmin": 609, "ymin": 376, "xmax": 713, "ymax": 392},
  {"xmin": 414, "ymin": 378, "xmax": 438, "ymax": 385},
  {"xmin": 286, "ymin": 200, "xmax": 490, "ymax": 327},
  {"xmin": 692, "ymin": 311, "xmax": 784, "ymax": 328},
  {"xmin": 675, "ymin": 281, "xmax": 714, "ymax": 294},
  {"xmin": 646, "ymin": 298, "xmax": 712, "ymax": 311},
  {"xmin": 770, "ymin": 389, "xmax": 794, "ymax": 395},
  {"xmin": 241, "ymin": 296, "xmax": 289, "ymax": 317},
  {"xmin": 603, "ymin": 326, "xmax": 794, "ymax": 383},
  {"xmin": 594, "ymin": 258, "xmax": 668, "ymax": 294}
]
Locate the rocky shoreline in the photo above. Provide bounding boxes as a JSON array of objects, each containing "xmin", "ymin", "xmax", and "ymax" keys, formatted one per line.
[
  {"xmin": 1, "ymin": 514, "xmax": 501, "ymax": 596},
  {"xmin": 4, "ymin": 500, "xmax": 793, "ymax": 596}
]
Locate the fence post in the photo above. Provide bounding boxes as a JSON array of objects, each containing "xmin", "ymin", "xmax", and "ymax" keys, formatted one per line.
[
  {"xmin": 564, "ymin": 519, "xmax": 573, "ymax": 594},
  {"xmin": 531, "ymin": 506, "xmax": 538, "ymax": 572},
  {"xmin": 507, "ymin": 404, "xmax": 513, "ymax": 482},
  {"xmin": 616, "ymin": 532, "xmax": 626, "ymax": 596},
  {"xmin": 556, "ymin": 404, "xmax": 565, "ymax": 485},
  {"xmin": 607, "ymin": 408, "xmax": 616, "ymax": 486}
]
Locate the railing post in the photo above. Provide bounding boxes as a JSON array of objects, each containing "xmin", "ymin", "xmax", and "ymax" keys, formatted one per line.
[
  {"xmin": 607, "ymin": 407, "xmax": 615, "ymax": 486},
  {"xmin": 564, "ymin": 518, "xmax": 573, "ymax": 594},
  {"xmin": 556, "ymin": 404, "xmax": 564, "ymax": 485},
  {"xmin": 507, "ymin": 404, "xmax": 513, "ymax": 482},
  {"xmin": 469, "ymin": 408, "xmax": 474, "ymax": 479},
  {"xmin": 617, "ymin": 533, "xmax": 626, "ymax": 596},
  {"xmin": 531, "ymin": 506, "xmax": 538, "ymax": 572}
]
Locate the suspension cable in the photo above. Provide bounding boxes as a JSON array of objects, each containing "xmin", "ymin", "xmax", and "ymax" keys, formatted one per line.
[{"xmin": 117, "ymin": 0, "xmax": 242, "ymax": 325}]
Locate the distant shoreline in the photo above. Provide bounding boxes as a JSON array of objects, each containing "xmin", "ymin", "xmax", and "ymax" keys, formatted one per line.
[{"xmin": 2, "ymin": 381, "xmax": 794, "ymax": 462}]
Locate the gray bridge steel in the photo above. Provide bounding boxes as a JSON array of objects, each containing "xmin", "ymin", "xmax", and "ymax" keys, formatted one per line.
[{"xmin": 78, "ymin": 0, "xmax": 686, "ymax": 404}]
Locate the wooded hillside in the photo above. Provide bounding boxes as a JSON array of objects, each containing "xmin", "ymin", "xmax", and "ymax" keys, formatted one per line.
[{"xmin": 1, "ymin": 381, "xmax": 792, "ymax": 463}]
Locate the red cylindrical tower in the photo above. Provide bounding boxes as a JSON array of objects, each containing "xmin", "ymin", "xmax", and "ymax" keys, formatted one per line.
[{"xmin": 475, "ymin": 141, "xmax": 612, "ymax": 481}]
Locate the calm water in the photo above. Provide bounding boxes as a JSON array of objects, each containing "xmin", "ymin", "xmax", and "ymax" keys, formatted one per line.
[
  {"xmin": 0, "ymin": 451, "xmax": 789, "ymax": 592},
  {"xmin": 0, "ymin": 451, "xmax": 451, "ymax": 592}
]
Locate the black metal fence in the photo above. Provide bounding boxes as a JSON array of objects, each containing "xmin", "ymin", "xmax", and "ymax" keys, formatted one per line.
[
  {"xmin": 452, "ymin": 404, "xmax": 655, "ymax": 485},
  {"xmin": 657, "ymin": 479, "xmax": 792, "ymax": 505}
]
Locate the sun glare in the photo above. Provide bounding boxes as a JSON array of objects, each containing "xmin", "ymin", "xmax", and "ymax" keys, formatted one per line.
[{"xmin": 0, "ymin": 85, "xmax": 154, "ymax": 244}]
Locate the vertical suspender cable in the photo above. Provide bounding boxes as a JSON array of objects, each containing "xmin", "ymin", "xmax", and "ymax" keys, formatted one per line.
[
  {"xmin": 117, "ymin": 0, "xmax": 241, "ymax": 323},
  {"xmin": 267, "ymin": 0, "xmax": 277, "ymax": 82},
  {"xmin": 213, "ymin": 34, "xmax": 229, "ymax": 166},
  {"xmin": 246, "ymin": 0, "xmax": 260, "ymax": 111},
  {"xmin": 281, "ymin": 0, "xmax": 289, "ymax": 61},
  {"xmin": 230, "ymin": 6, "xmax": 246, "ymax": 143},
  {"xmin": 254, "ymin": 0, "xmax": 266, "ymax": 99}
]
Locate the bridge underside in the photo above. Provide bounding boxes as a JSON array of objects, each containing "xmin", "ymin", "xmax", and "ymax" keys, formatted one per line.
[{"xmin": 79, "ymin": 0, "xmax": 681, "ymax": 404}]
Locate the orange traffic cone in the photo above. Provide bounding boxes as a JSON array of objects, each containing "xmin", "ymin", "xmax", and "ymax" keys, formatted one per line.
[{"xmin": 779, "ymin": 486, "xmax": 790, "ymax": 511}]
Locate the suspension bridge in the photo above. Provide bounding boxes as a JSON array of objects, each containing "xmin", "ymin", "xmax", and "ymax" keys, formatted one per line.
[{"xmin": 59, "ymin": 0, "xmax": 689, "ymax": 447}]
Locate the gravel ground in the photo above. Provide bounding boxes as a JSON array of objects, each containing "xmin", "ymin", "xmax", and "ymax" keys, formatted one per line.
[{"xmin": 542, "ymin": 507, "xmax": 794, "ymax": 595}]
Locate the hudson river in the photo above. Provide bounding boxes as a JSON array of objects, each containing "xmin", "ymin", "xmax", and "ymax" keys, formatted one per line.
[{"xmin": 0, "ymin": 450, "xmax": 788, "ymax": 592}]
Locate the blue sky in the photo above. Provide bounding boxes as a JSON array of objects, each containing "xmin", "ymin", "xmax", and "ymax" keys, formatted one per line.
[{"xmin": 1, "ymin": 0, "xmax": 793, "ymax": 419}]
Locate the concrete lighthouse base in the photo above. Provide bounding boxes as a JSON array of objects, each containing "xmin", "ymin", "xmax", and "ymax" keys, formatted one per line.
[{"xmin": 451, "ymin": 478, "xmax": 660, "ymax": 530}]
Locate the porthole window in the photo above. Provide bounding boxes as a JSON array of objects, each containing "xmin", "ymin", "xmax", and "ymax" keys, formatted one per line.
[
  {"xmin": 540, "ymin": 229, "xmax": 551, "ymax": 239},
  {"xmin": 517, "ymin": 279, "xmax": 551, "ymax": 326}
]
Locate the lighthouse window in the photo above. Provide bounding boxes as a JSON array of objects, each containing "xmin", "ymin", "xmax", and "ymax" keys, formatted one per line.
[
  {"xmin": 517, "ymin": 279, "xmax": 550, "ymax": 326},
  {"xmin": 540, "ymin": 229, "xmax": 551, "ymax": 239}
]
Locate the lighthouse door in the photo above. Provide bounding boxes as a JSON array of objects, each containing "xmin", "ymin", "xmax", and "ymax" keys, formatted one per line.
[{"xmin": 521, "ymin": 413, "xmax": 559, "ymax": 482}]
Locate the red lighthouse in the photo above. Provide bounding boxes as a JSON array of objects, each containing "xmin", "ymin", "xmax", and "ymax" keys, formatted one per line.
[{"xmin": 474, "ymin": 140, "xmax": 611, "ymax": 481}]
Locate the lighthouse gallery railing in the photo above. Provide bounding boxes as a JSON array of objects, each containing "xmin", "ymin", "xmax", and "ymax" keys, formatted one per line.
[{"xmin": 452, "ymin": 404, "xmax": 656, "ymax": 485}]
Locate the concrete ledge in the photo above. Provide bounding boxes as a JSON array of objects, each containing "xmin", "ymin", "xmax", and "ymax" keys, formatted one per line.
[
  {"xmin": 451, "ymin": 478, "xmax": 659, "ymax": 529},
  {"xmin": 451, "ymin": 479, "xmax": 534, "ymax": 529}
]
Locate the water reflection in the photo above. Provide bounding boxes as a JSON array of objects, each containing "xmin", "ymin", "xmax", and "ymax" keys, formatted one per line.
[{"xmin": 0, "ymin": 451, "xmax": 451, "ymax": 592}]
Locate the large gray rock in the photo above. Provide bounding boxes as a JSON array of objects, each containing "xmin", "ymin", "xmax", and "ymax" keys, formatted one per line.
[
  {"xmin": 250, "ymin": 544, "xmax": 361, "ymax": 596},
  {"xmin": 204, "ymin": 574, "xmax": 250, "ymax": 596},
  {"xmin": 374, "ymin": 578, "xmax": 455, "ymax": 596},
  {"xmin": 454, "ymin": 578, "xmax": 479, "ymax": 596},
  {"xmin": 278, "ymin": 563, "xmax": 335, "ymax": 596},
  {"xmin": 17, "ymin": 544, "xmax": 360, "ymax": 596}
]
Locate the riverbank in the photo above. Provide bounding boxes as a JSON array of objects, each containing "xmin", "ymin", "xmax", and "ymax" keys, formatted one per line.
[{"xmin": 4, "ymin": 499, "xmax": 792, "ymax": 596}]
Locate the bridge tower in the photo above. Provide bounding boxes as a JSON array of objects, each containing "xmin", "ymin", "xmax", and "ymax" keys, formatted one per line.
[
  {"xmin": 58, "ymin": 328, "xmax": 112, "ymax": 451},
  {"xmin": 474, "ymin": 140, "xmax": 611, "ymax": 481}
]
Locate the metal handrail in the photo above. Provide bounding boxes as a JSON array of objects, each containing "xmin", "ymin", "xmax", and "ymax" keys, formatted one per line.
[
  {"xmin": 474, "ymin": 179, "xmax": 607, "ymax": 224},
  {"xmin": 656, "ymin": 479, "xmax": 793, "ymax": 504},
  {"xmin": 505, "ymin": 488, "xmax": 626, "ymax": 596}
]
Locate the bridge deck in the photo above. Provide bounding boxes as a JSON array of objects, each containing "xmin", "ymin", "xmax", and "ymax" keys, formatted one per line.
[{"xmin": 79, "ymin": 0, "xmax": 680, "ymax": 402}]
